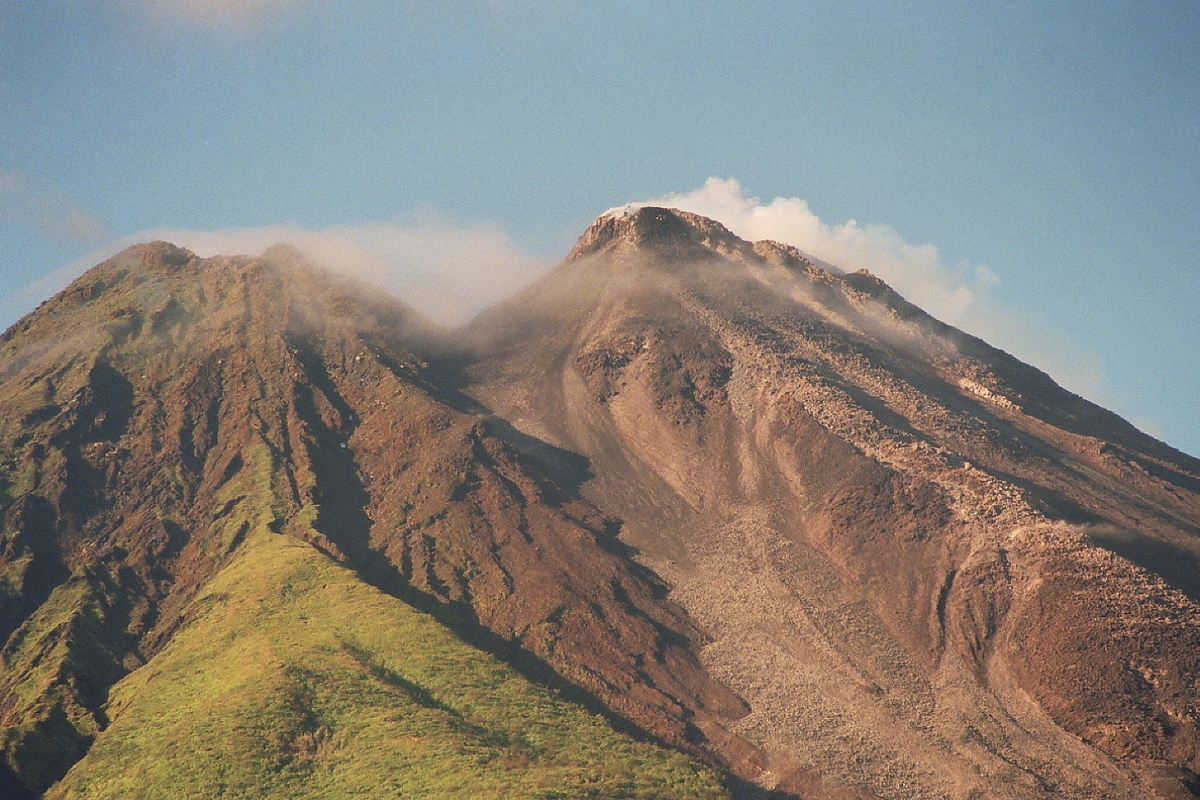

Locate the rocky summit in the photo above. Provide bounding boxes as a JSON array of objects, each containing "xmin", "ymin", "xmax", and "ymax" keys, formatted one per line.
[{"xmin": 2, "ymin": 209, "xmax": 1200, "ymax": 800}]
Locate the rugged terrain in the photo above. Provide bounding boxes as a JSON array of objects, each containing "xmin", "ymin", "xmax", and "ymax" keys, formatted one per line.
[
  {"xmin": 464, "ymin": 207, "xmax": 1200, "ymax": 799},
  {"xmin": 2, "ymin": 208, "xmax": 1200, "ymax": 799},
  {"xmin": 0, "ymin": 240, "xmax": 739, "ymax": 799}
]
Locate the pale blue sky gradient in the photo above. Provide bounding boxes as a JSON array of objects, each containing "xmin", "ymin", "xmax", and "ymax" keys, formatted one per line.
[{"xmin": 2, "ymin": 1, "xmax": 1198, "ymax": 456}]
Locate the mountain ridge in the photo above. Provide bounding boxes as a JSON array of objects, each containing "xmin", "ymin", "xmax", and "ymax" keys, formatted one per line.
[
  {"xmin": 1, "ymin": 208, "xmax": 1199, "ymax": 798},
  {"xmin": 0, "ymin": 238, "xmax": 749, "ymax": 798},
  {"xmin": 464, "ymin": 206, "xmax": 1200, "ymax": 798}
]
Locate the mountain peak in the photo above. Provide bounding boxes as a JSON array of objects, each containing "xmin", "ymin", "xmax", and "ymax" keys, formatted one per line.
[
  {"xmin": 8, "ymin": 208, "xmax": 1200, "ymax": 800},
  {"xmin": 567, "ymin": 205, "xmax": 748, "ymax": 261},
  {"xmin": 123, "ymin": 240, "xmax": 197, "ymax": 270}
]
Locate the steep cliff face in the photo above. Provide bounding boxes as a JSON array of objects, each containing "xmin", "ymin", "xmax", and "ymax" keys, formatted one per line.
[
  {"xmin": 0, "ymin": 241, "xmax": 742, "ymax": 799},
  {"xmin": 465, "ymin": 206, "xmax": 1200, "ymax": 800}
]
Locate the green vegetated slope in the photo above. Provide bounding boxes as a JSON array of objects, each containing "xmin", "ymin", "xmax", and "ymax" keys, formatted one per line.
[
  {"xmin": 48, "ymin": 526, "xmax": 728, "ymax": 800},
  {"xmin": 0, "ymin": 565, "xmax": 130, "ymax": 796}
]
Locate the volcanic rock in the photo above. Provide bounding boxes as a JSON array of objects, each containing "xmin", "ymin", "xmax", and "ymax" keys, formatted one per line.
[
  {"xmin": 3, "ymin": 207, "xmax": 1200, "ymax": 800},
  {"xmin": 464, "ymin": 206, "xmax": 1200, "ymax": 799}
]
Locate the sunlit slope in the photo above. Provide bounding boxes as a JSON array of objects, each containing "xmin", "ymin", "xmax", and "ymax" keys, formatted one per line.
[
  {"xmin": 0, "ymin": 241, "xmax": 745, "ymax": 796},
  {"xmin": 466, "ymin": 207, "xmax": 1200, "ymax": 799},
  {"xmin": 48, "ymin": 527, "xmax": 727, "ymax": 800}
]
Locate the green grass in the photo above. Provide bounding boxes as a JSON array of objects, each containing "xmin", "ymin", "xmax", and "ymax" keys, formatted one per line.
[
  {"xmin": 0, "ymin": 565, "xmax": 130, "ymax": 796},
  {"xmin": 46, "ymin": 528, "xmax": 729, "ymax": 800},
  {"xmin": 1, "ymin": 567, "xmax": 123, "ymax": 731},
  {"xmin": 210, "ymin": 441, "xmax": 284, "ymax": 552}
]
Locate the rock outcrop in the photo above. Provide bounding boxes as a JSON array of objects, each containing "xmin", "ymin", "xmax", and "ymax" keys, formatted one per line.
[{"xmin": 465, "ymin": 206, "xmax": 1200, "ymax": 799}]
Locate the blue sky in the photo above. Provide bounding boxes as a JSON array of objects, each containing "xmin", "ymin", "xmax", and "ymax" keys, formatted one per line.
[{"xmin": 2, "ymin": 1, "xmax": 1198, "ymax": 458}]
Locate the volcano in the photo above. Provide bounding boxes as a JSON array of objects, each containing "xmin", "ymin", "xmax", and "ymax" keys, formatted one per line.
[{"xmin": 2, "ymin": 209, "xmax": 1200, "ymax": 800}]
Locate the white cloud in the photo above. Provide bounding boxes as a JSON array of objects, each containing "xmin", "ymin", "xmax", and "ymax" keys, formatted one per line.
[
  {"xmin": 133, "ymin": 0, "xmax": 307, "ymax": 30},
  {"xmin": 0, "ymin": 218, "xmax": 551, "ymax": 332},
  {"xmin": 638, "ymin": 177, "xmax": 996, "ymax": 327},
  {"xmin": 157, "ymin": 220, "xmax": 551, "ymax": 324},
  {"xmin": 1, "ymin": 186, "xmax": 1106, "ymax": 410},
  {"xmin": 0, "ymin": 172, "xmax": 108, "ymax": 243},
  {"xmin": 631, "ymin": 178, "xmax": 1105, "ymax": 401}
]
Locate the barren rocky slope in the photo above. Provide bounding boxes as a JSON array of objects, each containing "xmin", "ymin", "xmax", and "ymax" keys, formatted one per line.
[{"xmin": 464, "ymin": 207, "xmax": 1200, "ymax": 799}]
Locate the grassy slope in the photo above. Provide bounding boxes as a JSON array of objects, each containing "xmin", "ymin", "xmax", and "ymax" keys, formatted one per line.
[
  {"xmin": 46, "ymin": 526, "xmax": 728, "ymax": 800},
  {"xmin": 0, "ymin": 567, "xmax": 129, "ymax": 797}
]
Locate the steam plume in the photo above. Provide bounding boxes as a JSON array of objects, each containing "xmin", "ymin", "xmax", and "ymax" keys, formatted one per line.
[
  {"xmin": 0, "ymin": 218, "xmax": 550, "ymax": 331},
  {"xmin": 632, "ymin": 177, "xmax": 995, "ymax": 326},
  {"xmin": 624, "ymin": 178, "xmax": 1104, "ymax": 403}
]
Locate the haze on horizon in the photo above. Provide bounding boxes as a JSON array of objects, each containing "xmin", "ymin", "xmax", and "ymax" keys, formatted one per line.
[{"xmin": 1, "ymin": 1, "xmax": 1197, "ymax": 457}]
